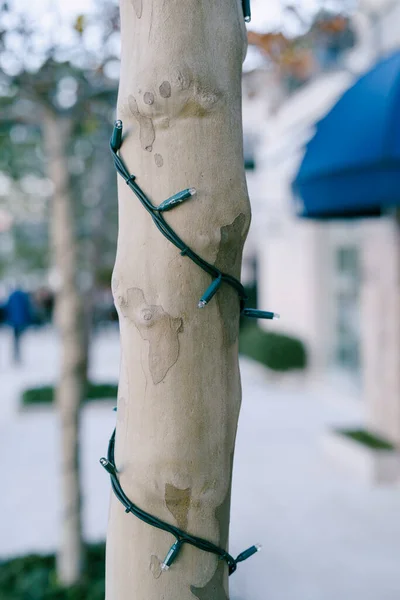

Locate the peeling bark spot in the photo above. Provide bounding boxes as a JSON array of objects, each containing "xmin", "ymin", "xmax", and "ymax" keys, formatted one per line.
[
  {"xmin": 128, "ymin": 95, "xmax": 155, "ymax": 152},
  {"xmin": 215, "ymin": 213, "xmax": 247, "ymax": 346},
  {"xmin": 159, "ymin": 81, "xmax": 172, "ymax": 98},
  {"xmin": 165, "ymin": 484, "xmax": 191, "ymax": 530},
  {"xmin": 144, "ymin": 91, "xmax": 154, "ymax": 105},
  {"xmin": 131, "ymin": 0, "xmax": 142, "ymax": 18},
  {"xmin": 119, "ymin": 288, "xmax": 183, "ymax": 384},
  {"xmin": 190, "ymin": 562, "xmax": 228, "ymax": 600},
  {"xmin": 150, "ymin": 555, "xmax": 163, "ymax": 579},
  {"xmin": 178, "ymin": 86, "xmax": 222, "ymax": 119},
  {"xmin": 195, "ymin": 87, "xmax": 220, "ymax": 111},
  {"xmin": 154, "ymin": 153, "xmax": 164, "ymax": 168},
  {"xmin": 157, "ymin": 117, "xmax": 170, "ymax": 129},
  {"xmin": 175, "ymin": 69, "xmax": 192, "ymax": 91},
  {"xmin": 217, "ymin": 213, "xmax": 246, "ymax": 268}
]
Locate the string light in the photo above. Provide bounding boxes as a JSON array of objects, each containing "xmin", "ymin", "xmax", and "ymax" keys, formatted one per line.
[
  {"xmin": 106, "ymin": 15, "xmax": 274, "ymax": 576},
  {"xmin": 110, "ymin": 120, "xmax": 278, "ymax": 321},
  {"xmin": 242, "ymin": 0, "xmax": 251, "ymax": 23},
  {"xmin": 106, "ymin": 121, "xmax": 267, "ymax": 573},
  {"xmin": 198, "ymin": 275, "xmax": 223, "ymax": 308},
  {"xmin": 242, "ymin": 308, "xmax": 280, "ymax": 320},
  {"xmin": 161, "ymin": 539, "xmax": 183, "ymax": 571},
  {"xmin": 100, "ymin": 426, "xmax": 261, "ymax": 576},
  {"xmin": 157, "ymin": 188, "xmax": 196, "ymax": 212}
]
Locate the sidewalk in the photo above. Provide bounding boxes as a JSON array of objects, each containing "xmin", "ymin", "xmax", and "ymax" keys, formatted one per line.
[{"xmin": 1, "ymin": 328, "xmax": 400, "ymax": 600}]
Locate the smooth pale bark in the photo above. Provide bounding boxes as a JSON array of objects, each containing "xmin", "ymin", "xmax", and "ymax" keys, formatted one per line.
[
  {"xmin": 44, "ymin": 113, "xmax": 87, "ymax": 585},
  {"xmin": 107, "ymin": 2, "xmax": 250, "ymax": 599}
]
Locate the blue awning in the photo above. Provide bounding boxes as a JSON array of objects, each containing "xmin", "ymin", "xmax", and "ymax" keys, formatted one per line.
[{"xmin": 292, "ymin": 51, "xmax": 400, "ymax": 218}]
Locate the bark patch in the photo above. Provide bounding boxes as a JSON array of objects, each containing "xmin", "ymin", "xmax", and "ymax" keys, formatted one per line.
[
  {"xmin": 175, "ymin": 69, "xmax": 192, "ymax": 91},
  {"xmin": 195, "ymin": 87, "xmax": 220, "ymax": 111},
  {"xmin": 154, "ymin": 153, "xmax": 164, "ymax": 168},
  {"xmin": 190, "ymin": 562, "xmax": 228, "ymax": 600},
  {"xmin": 150, "ymin": 555, "xmax": 163, "ymax": 579},
  {"xmin": 165, "ymin": 484, "xmax": 191, "ymax": 530},
  {"xmin": 131, "ymin": 0, "xmax": 143, "ymax": 18},
  {"xmin": 144, "ymin": 91, "xmax": 154, "ymax": 105},
  {"xmin": 215, "ymin": 213, "xmax": 247, "ymax": 346},
  {"xmin": 118, "ymin": 288, "xmax": 182, "ymax": 384},
  {"xmin": 128, "ymin": 95, "xmax": 155, "ymax": 152},
  {"xmin": 159, "ymin": 81, "xmax": 172, "ymax": 98}
]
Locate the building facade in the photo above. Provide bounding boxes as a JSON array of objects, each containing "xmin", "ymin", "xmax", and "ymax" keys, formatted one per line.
[{"xmin": 243, "ymin": 1, "xmax": 400, "ymax": 445}]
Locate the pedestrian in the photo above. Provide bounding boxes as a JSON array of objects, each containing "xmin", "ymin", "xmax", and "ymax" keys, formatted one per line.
[{"xmin": 5, "ymin": 288, "xmax": 33, "ymax": 364}]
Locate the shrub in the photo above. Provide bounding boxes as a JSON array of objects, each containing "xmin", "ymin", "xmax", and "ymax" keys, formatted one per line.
[
  {"xmin": 0, "ymin": 544, "xmax": 105, "ymax": 600},
  {"xmin": 22, "ymin": 383, "xmax": 118, "ymax": 406},
  {"xmin": 239, "ymin": 325, "xmax": 307, "ymax": 371}
]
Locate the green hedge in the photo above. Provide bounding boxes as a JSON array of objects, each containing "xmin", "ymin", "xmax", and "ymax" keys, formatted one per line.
[
  {"xmin": 22, "ymin": 383, "xmax": 118, "ymax": 406},
  {"xmin": 0, "ymin": 544, "xmax": 105, "ymax": 600},
  {"xmin": 338, "ymin": 428, "xmax": 395, "ymax": 451},
  {"xmin": 239, "ymin": 325, "xmax": 307, "ymax": 372}
]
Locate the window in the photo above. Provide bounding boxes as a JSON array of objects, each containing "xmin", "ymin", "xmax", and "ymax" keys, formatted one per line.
[{"xmin": 334, "ymin": 246, "xmax": 360, "ymax": 371}]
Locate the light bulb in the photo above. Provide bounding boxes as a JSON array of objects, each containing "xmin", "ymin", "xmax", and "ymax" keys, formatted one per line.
[
  {"xmin": 110, "ymin": 120, "xmax": 123, "ymax": 151},
  {"xmin": 198, "ymin": 276, "xmax": 222, "ymax": 308},
  {"xmin": 157, "ymin": 188, "xmax": 197, "ymax": 212},
  {"xmin": 161, "ymin": 540, "xmax": 183, "ymax": 571}
]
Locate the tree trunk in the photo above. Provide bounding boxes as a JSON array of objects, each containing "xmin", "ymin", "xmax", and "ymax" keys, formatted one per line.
[
  {"xmin": 362, "ymin": 211, "xmax": 400, "ymax": 446},
  {"xmin": 106, "ymin": 1, "xmax": 249, "ymax": 598},
  {"xmin": 43, "ymin": 113, "xmax": 87, "ymax": 585}
]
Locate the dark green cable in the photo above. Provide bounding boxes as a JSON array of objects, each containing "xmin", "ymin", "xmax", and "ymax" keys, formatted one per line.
[
  {"xmin": 110, "ymin": 120, "xmax": 278, "ymax": 320},
  {"xmin": 104, "ymin": 113, "xmax": 267, "ymax": 578},
  {"xmin": 242, "ymin": 0, "xmax": 251, "ymax": 22},
  {"xmin": 100, "ymin": 427, "xmax": 261, "ymax": 576}
]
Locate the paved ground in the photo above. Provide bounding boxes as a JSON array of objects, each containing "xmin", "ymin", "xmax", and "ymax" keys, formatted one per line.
[{"xmin": 1, "ymin": 327, "xmax": 400, "ymax": 600}]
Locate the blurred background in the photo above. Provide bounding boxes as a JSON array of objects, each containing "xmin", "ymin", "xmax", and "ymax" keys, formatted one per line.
[{"xmin": 1, "ymin": 0, "xmax": 400, "ymax": 599}]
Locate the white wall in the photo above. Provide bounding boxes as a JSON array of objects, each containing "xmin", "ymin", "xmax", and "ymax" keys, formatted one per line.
[
  {"xmin": 245, "ymin": 72, "xmax": 352, "ymax": 372},
  {"xmin": 243, "ymin": 2, "xmax": 400, "ymax": 383}
]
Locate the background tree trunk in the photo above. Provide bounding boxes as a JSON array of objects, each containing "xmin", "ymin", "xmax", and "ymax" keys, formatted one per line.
[
  {"xmin": 107, "ymin": 1, "xmax": 249, "ymax": 598},
  {"xmin": 44, "ymin": 113, "xmax": 87, "ymax": 586},
  {"xmin": 362, "ymin": 211, "xmax": 400, "ymax": 446}
]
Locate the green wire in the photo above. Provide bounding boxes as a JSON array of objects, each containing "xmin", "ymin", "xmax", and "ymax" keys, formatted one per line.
[
  {"xmin": 104, "ymin": 115, "xmax": 267, "ymax": 577},
  {"xmin": 110, "ymin": 120, "xmax": 278, "ymax": 318},
  {"xmin": 100, "ymin": 427, "xmax": 262, "ymax": 576}
]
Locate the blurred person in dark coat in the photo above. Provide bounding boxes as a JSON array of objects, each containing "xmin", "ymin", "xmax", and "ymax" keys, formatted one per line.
[{"xmin": 5, "ymin": 288, "xmax": 33, "ymax": 364}]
